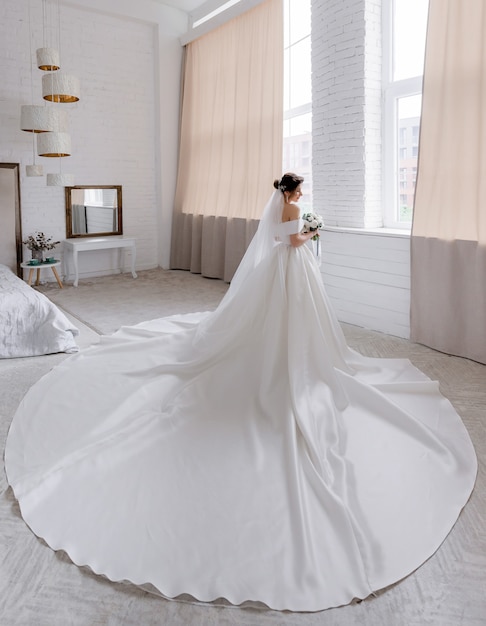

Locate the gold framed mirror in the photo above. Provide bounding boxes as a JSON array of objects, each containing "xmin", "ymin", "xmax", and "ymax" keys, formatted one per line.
[{"xmin": 65, "ymin": 185, "xmax": 122, "ymax": 238}]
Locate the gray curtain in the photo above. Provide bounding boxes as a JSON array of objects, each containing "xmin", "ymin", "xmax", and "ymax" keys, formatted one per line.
[
  {"xmin": 411, "ymin": 0, "xmax": 486, "ymax": 364},
  {"xmin": 171, "ymin": 214, "xmax": 259, "ymax": 282}
]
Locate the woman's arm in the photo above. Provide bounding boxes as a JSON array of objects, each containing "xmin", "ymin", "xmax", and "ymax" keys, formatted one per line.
[
  {"xmin": 289, "ymin": 230, "xmax": 318, "ymax": 248},
  {"xmin": 282, "ymin": 203, "xmax": 319, "ymax": 248}
]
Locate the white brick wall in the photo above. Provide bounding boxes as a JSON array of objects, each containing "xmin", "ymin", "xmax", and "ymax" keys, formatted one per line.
[
  {"xmin": 312, "ymin": 0, "xmax": 411, "ymax": 338},
  {"xmin": 363, "ymin": 0, "xmax": 382, "ymax": 228},
  {"xmin": 312, "ymin": 0, "xmax": 366, "ymax": 228},
  {"xmin": 0, "ymin": 0, "xmax": 186, "ymax": 281},
  {"xmin": 312, "ymin": 0, "xmax": 382, "ymax": 228}
]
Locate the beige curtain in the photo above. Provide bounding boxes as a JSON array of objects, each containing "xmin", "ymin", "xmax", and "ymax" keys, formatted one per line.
[
  {"xmin": 170, "ymin": 0, "xmax": 283, "ymax": 282},
  {"xmin": 411, "ymin": 0, "xmax": 486, "ymax": 364}
]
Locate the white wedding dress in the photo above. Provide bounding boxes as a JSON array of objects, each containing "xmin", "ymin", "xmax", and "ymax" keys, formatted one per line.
[{"xmin": 5, "ymin": 195, "xmax": 477, "ymax": 612}]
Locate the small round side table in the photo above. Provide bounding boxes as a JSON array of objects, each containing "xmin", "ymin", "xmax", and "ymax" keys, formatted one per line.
[{"xmin": 21, "ymin": 261, "xmax": 63, "ymax": 289}]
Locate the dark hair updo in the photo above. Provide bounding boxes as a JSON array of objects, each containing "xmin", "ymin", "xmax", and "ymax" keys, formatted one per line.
[{"xmin": 273, "ymin": 172, "xmax": 304, "ymax": 193}]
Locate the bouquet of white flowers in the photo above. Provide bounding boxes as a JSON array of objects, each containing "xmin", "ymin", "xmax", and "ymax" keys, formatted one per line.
[
  {"xmin": 23, "ymin": 231, "xmax": 60, "ymax": 251},
  {"xmin": 301, "ymin": 212, "xmax": 323, "ymax": 240}
]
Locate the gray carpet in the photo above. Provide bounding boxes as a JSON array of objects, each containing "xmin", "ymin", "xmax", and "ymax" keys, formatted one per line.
[
  {"xmin": 1, "ymin": 269, "xmax": 485, "ymax": 626},
  {"xmin": 39, "ymin": 268, "xmax": 230, "ymax": 335}
]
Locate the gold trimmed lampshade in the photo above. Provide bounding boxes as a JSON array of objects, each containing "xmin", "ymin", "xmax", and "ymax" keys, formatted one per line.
[
  {"xmin": 37, "ymin": 132, "xmax": 72, "ymax": 157},
  {"xmin": 20, "ymin": 105, "xmax": 68, "ymax": 133},
  {"xmin": 47, "ymin": 172, "xmax": 75, "ymax": 186},
  {"xmin": 42, "ymin": 72, "xmax": 80, "ymax": 103},
  {"xmin": 36, "ymin": 47, "xmax": 60, "ymax": 71}
]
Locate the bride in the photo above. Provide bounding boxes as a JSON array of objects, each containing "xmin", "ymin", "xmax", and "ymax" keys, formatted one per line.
[{"xmin": 5, "ymin": 173, "xmax": 477, "ymax": 612}]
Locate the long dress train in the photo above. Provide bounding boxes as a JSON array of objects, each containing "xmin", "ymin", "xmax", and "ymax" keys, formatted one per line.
[{"xmin": 4, "ymin": 215, "xmax": 477, "ymax": 612}]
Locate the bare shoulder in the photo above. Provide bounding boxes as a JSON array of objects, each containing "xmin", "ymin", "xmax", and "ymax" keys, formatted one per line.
[{"xmin": 282, "ymin": 202, "xmax": 300, "ymax": 222}]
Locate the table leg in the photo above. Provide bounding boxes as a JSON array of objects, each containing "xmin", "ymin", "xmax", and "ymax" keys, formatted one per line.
[
  {"xmin": 35, "ymin": 269, "xmax": 41, "ymax": 286},
  {"xmin": 64, "ymin": 252, "xmax": 70, "ymax": 282},
  {"xmin": 27, "ymin": 268, "xmax": 34, "ymax": 286},
  {"xmin": 51, "ymin": 266, "xmax": 64, "ymax": 289},
  {"xmin": 130, "ymin": 244, "xmax": 137, "ymax": 278},
  {"xmin": 73, "ymin": 250, "xmax": 79, "ymax": 287}
]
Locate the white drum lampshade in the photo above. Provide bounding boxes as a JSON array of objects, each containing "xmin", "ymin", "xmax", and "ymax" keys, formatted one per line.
[
  {"xmin": 36, "ymin": 47, "xmax": 60, "ymax": 71},
  {"xmin": 42, "ymin": 72, "xmax": 80, "ymax": 103},
  {"xmin": 47, "ymin": 172, "xmax": 75, "ymax": 186},
  {"xmin": 37, "ymin": 132, "xmax": 72, "ymax": 157},
  {"xmin": 20, "ymin": 105, "xmax": 68, "ymax": 133},
  {"xmin": 26, "ymin": 164, "xmax": 44, "ymax": 177}
]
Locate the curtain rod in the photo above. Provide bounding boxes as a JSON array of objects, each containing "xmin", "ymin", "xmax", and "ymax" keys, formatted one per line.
[{"xmin": 180, "ymin": 0, "xmax": 265, "ymax": 45}]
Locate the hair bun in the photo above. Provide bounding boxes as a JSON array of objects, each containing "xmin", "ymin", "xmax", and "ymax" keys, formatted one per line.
[{"xmin": 273, "ymin": 173, "xmax": 303, "ymax": 194}]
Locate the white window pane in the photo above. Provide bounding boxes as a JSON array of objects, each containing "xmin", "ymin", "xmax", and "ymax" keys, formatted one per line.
[
  {"xmin": 384, "ymin": 0, "xmax": 428, "ymax": 227},
  {"xmin": 289, "ymin": 112, "xmax": 312, "ymax": 137},
  {"xmin": 284, "ymin": 48, "xmax": 290, "ymax": 111},
  {"xmin": 283, "ymin": 118, "xmax": 290, "ymax": 138},
  {"xmin": 283, "ymin": 112, "xmax": 312, "ymax": 210},
  {"xmin": 283, "ymin": 0, "xmax": 311, "ymax": 208},
  {"xmin": 398, "ymin": 94, "xmax": 421, "ymax": 120},
  {"xmin": 289, "ymin": 37, "xmax": 311, "ymax": 109},
  {"xmin": 397, "ymin": 94, "xmax": 422, "ymax": 222},
  {"xmin": 394, "ymin": 0, "xmax": 429, "ymax": 81},
  {"xmin": 289, "ymin": 0, "xmax": 311, "ymax": 45}
]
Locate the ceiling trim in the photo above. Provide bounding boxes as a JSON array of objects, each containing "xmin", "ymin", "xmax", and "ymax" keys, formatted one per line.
[{"xmin": 180, "ymin": 0, "xmax": 265, "ymax": 45}]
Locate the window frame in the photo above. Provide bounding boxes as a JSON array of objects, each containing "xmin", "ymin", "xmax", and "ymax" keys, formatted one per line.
[
  {"xmin": 283, "ymin": 0, "xmax": 312, "ymax": 210},
  {"xmin": 382, "ymin": 0, "xmax": 426, "ymax": 230}
]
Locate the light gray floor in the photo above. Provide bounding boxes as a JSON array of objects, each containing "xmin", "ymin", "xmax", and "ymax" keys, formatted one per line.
[{"xmin": 1, "ymin": 269, "xmax": 485, "ymax": 626}]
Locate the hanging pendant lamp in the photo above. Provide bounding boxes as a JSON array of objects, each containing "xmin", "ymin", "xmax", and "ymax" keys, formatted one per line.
[
  {"xmin": 36, "ymin": 47, "xmax": 60, "ymax": 71},
  {"xmin": 47, "ymin": 153, "xmax": 74, "ymax": 186},
  {"xmin": 20, "ymin": 105, "xmax": 67, "ymax": 133},
  {"xmin": 21, "ymin": 0, "xmax": 80, "ymax": 185},
  {"xmin": 42, "ymin": 72, "xmax": 80, "ymax": 103},
  {"xmin": 25, "ymin": 130, "xmax": 44, "ymax": 177},
  {"xmin": 47, "ymin": 172, "xmax": 74, "ymax": 186},
  {"xmin": 26, "ymin": 165, "xmax": 44, "ymax": 177},
  {"xmin": 37, "ymin": 131, "xmax": 71, "ymax": 157}
]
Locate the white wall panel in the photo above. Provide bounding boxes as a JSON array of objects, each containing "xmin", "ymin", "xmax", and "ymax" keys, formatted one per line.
[{"xmin": 319, "ymin": 229, "xmax": 411, "ymax": 338}]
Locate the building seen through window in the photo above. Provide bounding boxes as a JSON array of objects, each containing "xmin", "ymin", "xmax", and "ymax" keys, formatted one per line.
[{"xmin": 397, "ymin": 93, "xmax": 422, "ymax": 221}]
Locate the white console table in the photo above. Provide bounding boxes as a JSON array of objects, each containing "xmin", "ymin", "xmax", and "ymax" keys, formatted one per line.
[{"xmin": 63, "ymin": 237, "xmax": 137, "ymax": 287}]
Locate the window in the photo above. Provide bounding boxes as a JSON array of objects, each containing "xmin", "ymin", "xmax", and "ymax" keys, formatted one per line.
[
  {"xmin": 283, "ymin": 0, "xmax": 312, "ymax": 210},
  {"xmin": 383, "ymin": 0, "xmax": 429, "ymax": 228}
]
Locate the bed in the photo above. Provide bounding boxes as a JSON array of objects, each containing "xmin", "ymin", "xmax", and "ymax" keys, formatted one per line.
[{"xmin": 0, "ymin": 264, "xmax": 79, "ymax": 358}]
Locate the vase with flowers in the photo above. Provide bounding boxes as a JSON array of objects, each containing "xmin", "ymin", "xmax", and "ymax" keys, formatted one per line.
[{"xmin": 23, "ymin": 231, "xmax": 60, "ymax": 262}]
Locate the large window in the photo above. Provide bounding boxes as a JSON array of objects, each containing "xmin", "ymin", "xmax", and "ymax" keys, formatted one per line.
[
  {"xmin": 283, "ymin": 0, "xmax": 312, "ymax": 210},
  {"xmin": 383, "ymin": 0, "xmax": 429, "ymax": 228}
]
